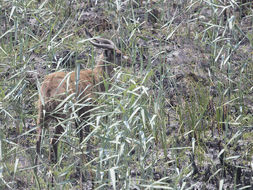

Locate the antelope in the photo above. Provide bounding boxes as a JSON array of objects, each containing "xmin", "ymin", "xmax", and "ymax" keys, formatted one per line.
[{"xmin": 36, "ymin": 29, "xmax": 131, "ymax": 165}]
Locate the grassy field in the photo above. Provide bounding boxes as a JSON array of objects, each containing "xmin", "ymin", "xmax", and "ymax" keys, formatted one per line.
[{"xmin": 0, "ymin": 0, "xmax": 252, "ymax": 189}]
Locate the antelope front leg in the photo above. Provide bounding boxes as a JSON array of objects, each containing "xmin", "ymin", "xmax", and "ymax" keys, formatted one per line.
[
  {"xmin": 49, "ymin": 125, "xmax": 64, "ymax": 163},
  {"xmin": 35, "ymin": 126, "xmax": 42, "ymax": 169}
]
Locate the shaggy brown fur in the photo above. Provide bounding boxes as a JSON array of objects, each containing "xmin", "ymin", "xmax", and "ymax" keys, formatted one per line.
[{"xmin": 36, "ymin": 31, "xmax": 131, "ymax": 165}]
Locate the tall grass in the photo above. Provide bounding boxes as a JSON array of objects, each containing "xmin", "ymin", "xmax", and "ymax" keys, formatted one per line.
[{"xmin": 0, "ymin": 0, "xmax": 252, "ymax": 189}]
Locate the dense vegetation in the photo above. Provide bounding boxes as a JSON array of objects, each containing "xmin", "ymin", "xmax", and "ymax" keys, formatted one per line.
[{"xmin": 0, "ymin": 0, "xmax": 252, "ymax": 189}]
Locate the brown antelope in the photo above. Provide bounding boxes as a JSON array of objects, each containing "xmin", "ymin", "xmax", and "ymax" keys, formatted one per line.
[{"xmin": 36, "ymin": 29, "xmax": 131, "ymax": 165}]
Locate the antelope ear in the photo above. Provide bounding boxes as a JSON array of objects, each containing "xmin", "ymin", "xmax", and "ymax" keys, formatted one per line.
[
  {"xmin": 105, "ymin": 50, "xmax": 109, "ymax": 57},
  {"xmin": 105, "ymin": 49, "xmax": 115, "ymax": 60},
  {"xmin": 105, "ymin": 49, "xmax": 114, "ymax": 56}
]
